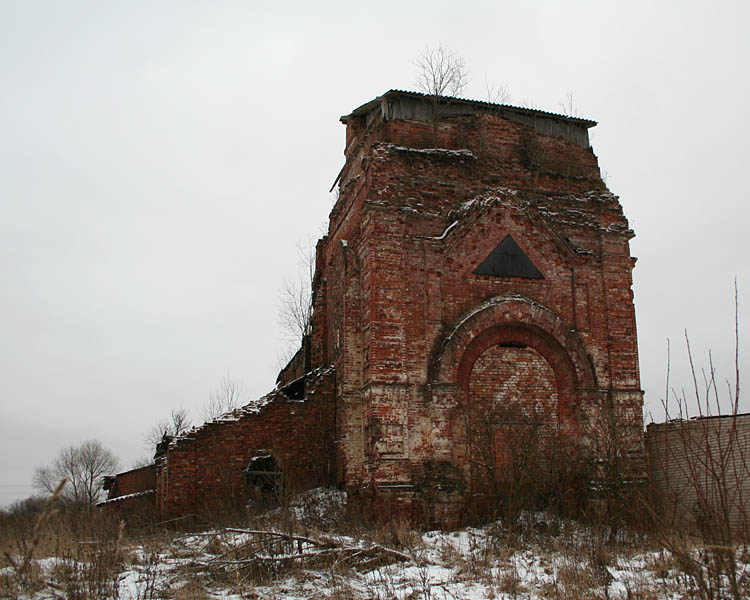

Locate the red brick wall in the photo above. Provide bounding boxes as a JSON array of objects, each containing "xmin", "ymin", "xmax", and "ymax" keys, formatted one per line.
[
  {"xmin": 276, "ymin": 343, "xmax": 306, "ymax": 387},
  {"xmin": 110, "ymin": 92, "xmax": 644, "ymax": 527},
  {"xmin": 155, "ymin": 368, "xmax": 336, "ymax": 518},
  {"xmin": 316, "ymin": 92, "xmax": 644, "ymax": 524},
  {"xmin": 98, "ymin": 465, "xmax": 157, "ymax": 520},
  {"xmin": 107, "ymin": 465, "xmax": 156, "ymax": 499},
  {"xmin": 468, "ymin": 345, "xmax": 559, "ymax": 425}
]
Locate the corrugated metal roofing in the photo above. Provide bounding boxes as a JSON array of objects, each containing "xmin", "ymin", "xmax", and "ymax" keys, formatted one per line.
[{"xmin": 344, "ymin": 89, "xmax": 597, "ymax": 127}]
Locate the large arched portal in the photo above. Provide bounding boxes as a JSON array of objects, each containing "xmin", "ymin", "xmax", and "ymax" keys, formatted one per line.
[
  {"xmin": 467, "ymin": 343, "xmax": 559, "ymax": 442},
  {"xmin": 426, "ymin": 296, "xmax": 597, "ymax": 519},
  {"xmin": 463, "ymin": 342, "xmax": 561, "ymax": 509}
]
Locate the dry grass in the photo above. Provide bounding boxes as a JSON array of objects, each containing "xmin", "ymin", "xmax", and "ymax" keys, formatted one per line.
[
  {"xmin": 170, "ymin": 579, "xmax": 213, "ymax": 600},
  {"xmin": 4, "ymin": 486, "xmax": 750, "ymax": 599}
]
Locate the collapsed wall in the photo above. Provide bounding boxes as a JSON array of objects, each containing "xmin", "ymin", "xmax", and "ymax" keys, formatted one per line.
[
  {"xmin": 101, "ymin": 368, "xmax": 336, "ymax": 518},
  {"xmin": 103, "ymin": 90, "xmax": 645, "ymax": 526},
  {"xmin": 98, "ymin": 464, "xmax": 157, "ymax": 519},
  {"xmin": 154, "ymin": 367, "xmax": 336, "ymax": 518}
]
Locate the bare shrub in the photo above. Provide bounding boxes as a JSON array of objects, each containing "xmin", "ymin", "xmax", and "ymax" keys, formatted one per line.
[
  {"xmin": 172, "ymin": 579, "xmax": 213, "ymax": 600},
  {"xmin": 465, "ymin": 401, "xmax": 592, "ymax": 525},
  {"xmin": 1, "ymin": 480, "xmax": 66, "ymax": 595},
  {"xmin": 203, "ymin": 373, "xmax": 245, "ymax": 421},
  {"xmin": 559, "ymin": 91, "xmax": 580, "ymax": 118},
  {"xmin": 581, "ymin": 389, "xmax": 647, "ymax": 540},
  {"xmin": 1, "ymin": 481, "xmax": 132, "ymax": 598},
  {"xmin": 144, "ymin": 408, "xmax": 192, "ymax": 454},
  {"xmin": 278, "ymin": 238, "xmax": 316, "ymax": 366},
  {"xmin": 485, "ymin": 78, "xmax": 511, "ymax": 105},
  {"xmin": 51, "ymin": 521, "xmax": 125, "ymax": 600}
]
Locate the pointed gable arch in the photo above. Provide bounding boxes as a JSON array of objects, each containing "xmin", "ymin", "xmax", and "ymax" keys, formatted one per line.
[{"xmin": 422, "ymin": 189, "xmax": 591, "ymax": 284}]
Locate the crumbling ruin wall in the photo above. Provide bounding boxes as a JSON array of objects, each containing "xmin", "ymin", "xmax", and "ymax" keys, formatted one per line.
[
  {"xmin": 102, "ymin": 91, "xmax": 644, "ymax": 527},
  {"xmin": 98, "ymin": 464, "xmax": 157, "ymax": 518},
  {"xmin": 105, "ymin": 464, "xmax": 156, "ymax": 498},
  {"xmin": 154, "ymin": 367, "xmax": 336, "ymax": 518}
]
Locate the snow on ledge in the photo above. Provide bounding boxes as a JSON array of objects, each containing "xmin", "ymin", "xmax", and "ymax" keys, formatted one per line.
[
  {"xmin": 377, "ymin": 143, "xmax": 476, "ymax": 160},
  {"xmin": 97, "ymin": 489, "xmax": 155, "ymax": 506},
  {"xmin": 168, "ymin": 365, "xmax": 336, "ymax": 449}
]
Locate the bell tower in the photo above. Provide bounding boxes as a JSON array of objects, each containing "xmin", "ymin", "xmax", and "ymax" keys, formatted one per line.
[{"xmin": 311, "ymin": 90, "xmax": 643, "ymax": 525}]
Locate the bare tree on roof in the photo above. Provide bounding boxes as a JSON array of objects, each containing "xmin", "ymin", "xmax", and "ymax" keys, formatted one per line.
[
  {"xmin": 559, "ymin": 91, "xmax": 580, "ymax": 117},
  {"xmin": 485, "ymin": 78, "xmax": 512, "ymax": 105},
  {"xmin": 143, "ymin": 408, "xmax": 191, "ymax": 453},
  {"xmin": 414, "ymin": 45, "xmax": 469, "ymax": 145},
  {"xmin": 204, "ymin": 373, "xmax": 246, "ymax": 421},
  {"xmin": 414, "ymin": 45, "xmax": 469, "ymax": 98}
]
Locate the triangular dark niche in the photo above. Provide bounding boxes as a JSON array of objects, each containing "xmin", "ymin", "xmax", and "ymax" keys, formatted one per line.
[{"xmin": 473, "ymin": 234, "xmax": 544, "ymax": 279}]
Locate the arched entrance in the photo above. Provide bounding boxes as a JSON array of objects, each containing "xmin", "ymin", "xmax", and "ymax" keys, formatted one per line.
[
  {"xmin": 427, "ymin": 296, "xmax": 596, "ymax": 519},
  {"xmin": 463, "ymin": 341, "xmax": 561, "ymax": 513}
]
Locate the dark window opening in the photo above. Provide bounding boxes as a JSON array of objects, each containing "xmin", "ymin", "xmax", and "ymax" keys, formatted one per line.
[
  {"xmin": 243, "ymin": 453, "xmax": 283, "ymax": 506},
  {"xmin": 497, "ymin": 341, "xmax": 527, "ymax": 348},
  {"xmin": 279, "ymin": 375, "xmax": 305, "ymax": 400}
]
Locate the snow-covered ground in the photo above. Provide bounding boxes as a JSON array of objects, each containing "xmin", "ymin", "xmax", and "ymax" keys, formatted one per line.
[{"xmin": 3, "ymin": 489, "xmax": 749, "ymax": 599}]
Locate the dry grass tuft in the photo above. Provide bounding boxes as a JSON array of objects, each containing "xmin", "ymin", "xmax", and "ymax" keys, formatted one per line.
[{"xmin": 170, "ymin": 579, "xmax": 214, "ymax": 600}]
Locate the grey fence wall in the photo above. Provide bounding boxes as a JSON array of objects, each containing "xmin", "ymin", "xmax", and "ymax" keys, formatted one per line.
[{"xmin": 646, "ymin": 414, "xmax": 750, "ymax": 537}]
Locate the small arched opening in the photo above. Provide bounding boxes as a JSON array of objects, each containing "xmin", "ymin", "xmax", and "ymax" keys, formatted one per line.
[{"xmin": 243, "ymin": 452, "xmax": 283, "ymax": 507}]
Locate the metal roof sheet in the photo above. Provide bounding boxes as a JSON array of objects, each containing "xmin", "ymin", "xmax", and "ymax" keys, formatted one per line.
[{"xmin": 343, "ymin": 89, "xmax": 597, "ymax": 127}]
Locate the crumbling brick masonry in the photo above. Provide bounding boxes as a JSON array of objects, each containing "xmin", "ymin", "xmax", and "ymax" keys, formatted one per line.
[{"xmin": 102, "ymin": 90, "xmax": 644, "ymax": 526}]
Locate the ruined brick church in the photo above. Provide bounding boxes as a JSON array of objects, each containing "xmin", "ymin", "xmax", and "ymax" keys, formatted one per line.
[{"xmin": 102, "ymin": 90, "xmax": 644, "ymax": 526}]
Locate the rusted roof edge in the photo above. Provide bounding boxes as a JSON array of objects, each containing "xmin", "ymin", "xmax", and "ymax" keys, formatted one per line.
[{"xmin": 341, "ymin": 89, "xmax": 597, "ymax": 128}]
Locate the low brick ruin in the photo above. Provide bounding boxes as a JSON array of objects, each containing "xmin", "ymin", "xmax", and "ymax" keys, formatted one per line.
[{"xmin": 102, "ymin": 90, "xmax": 645, "ymax": 526}]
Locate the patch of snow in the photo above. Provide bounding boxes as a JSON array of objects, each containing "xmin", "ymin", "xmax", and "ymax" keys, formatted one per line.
[
  {"xmin": 13, "ymin": 508, "xmax": 750, "ymax": 599},
  {"xmin": 428, "ymin": 220, "xmax": 458, "ymax": 240},
  {"xmin": 96, "ymin": 489, "xmax": 155, "ymax": 506},
  {"xmin": 385, "ymin": 143, "xmax": 477, "ymax": 159}
]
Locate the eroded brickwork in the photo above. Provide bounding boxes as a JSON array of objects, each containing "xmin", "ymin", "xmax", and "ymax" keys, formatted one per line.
[
  {"xmin": 154, "ymin": 367, "xmax": 336, "ymax": 518},
  {"xmin": 313, "ymin": 91, "xmax": 644, "ymax": 525},
  {"xmin": 105, "ymin": 90, "xmax": 644, "ymax": 526},
  {"xmin": 469, "ymin": 345, "xmax": 559, "ymax": 422},
  {"xmin": 98, "ymin": 465, "xmax": 157, "ymax": 519}
]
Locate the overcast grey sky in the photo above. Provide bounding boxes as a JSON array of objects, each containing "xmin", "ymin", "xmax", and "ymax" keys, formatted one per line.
[{"xmin": 1, "ymin": 0, "xmax": 747, "ymax": 507}]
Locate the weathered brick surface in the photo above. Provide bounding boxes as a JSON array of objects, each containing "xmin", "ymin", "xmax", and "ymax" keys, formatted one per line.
[
  {"xmin": 106, "ymin": 465, "xmax": 156, "ymax": 498},
  {"xmin": 469, "ymin": 345, "xmax": 558, "ymax": 424},
  {"xmin": 105, "ymin": 90, "xmax": 644, "ymax": 526},
  {"xmin": 315, "ymin": 91, "xmax": 644, "ymax": 524},
  {"xmin": 154, "ymin": 368, "xmax": 336, "ymax": 518},
  {"xmin": 98, "ymin": 465, "xmax": 157, "ymax": 518}
]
